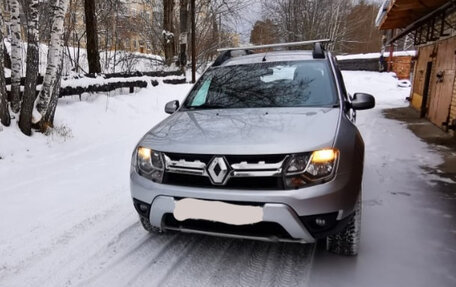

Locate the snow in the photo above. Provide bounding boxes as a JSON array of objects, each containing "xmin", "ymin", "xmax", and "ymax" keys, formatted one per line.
[
  {"xmin": 3, "ymin": 39, "xmax": 165, "ymax": 76},
  {"xmin": 311, "ymin": 72, "xmax": 456, "ymax": 287},
  {"xmin": 337, "ymin": 50, "xmax": 417, "ymax": 60},
  {"xmin": 1, "ymin": 71, "xmax": 455, "ymax": 286}
]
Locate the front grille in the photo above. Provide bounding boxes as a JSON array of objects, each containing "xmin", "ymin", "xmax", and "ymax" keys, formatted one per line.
[
  {"xmin": 165, "ymin": 153, "xmax": 286, "ymax": 164},
  {"xmin": 163, "ymin": 213, "xmax": 292, "ymax": 239},
  {"xmin": 163, "ymin": 173, "xmax": 284, "ymax": 190},
  {"xmin": 163, "ymin": 153, "xmax": 288, "ymax": 190},
  {"xmin": 166, "ymin": 153, "xmax": 213, "ymax": 164}
]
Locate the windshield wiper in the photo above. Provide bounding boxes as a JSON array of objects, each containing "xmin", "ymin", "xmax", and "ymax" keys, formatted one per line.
[{"xmin": 186, "ymin": 103, "xmax": 225, "ymax": 110}]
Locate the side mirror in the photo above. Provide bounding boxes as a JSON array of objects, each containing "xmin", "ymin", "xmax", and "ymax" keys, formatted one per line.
[
  {"xmin": 165, "ymin": 100, "xmax": 180, "ymax": 114},
  {"xmin": 351, "ymin": 93, "xmax": 375, "ymax": 110}
]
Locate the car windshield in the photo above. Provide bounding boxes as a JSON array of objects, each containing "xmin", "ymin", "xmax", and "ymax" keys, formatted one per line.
[{"xmin": 183, "ymin": 60, "xmax": 338, "ymax": 110}]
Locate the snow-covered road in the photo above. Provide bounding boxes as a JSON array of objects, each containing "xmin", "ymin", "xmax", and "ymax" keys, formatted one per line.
[{"xmin": 0, "ymin": 73, "xmax": 455, "ymax": 287}]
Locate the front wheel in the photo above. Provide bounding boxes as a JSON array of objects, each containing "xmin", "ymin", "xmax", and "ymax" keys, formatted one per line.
[{"xmin": 326, "ymin": 197, "xmax": 361, "ymax": 256}]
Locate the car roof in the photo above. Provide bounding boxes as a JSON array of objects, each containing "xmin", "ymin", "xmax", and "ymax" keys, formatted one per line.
[{"xmin": 219, "ymin": 50, "xmax": 322, "ymax": 67}]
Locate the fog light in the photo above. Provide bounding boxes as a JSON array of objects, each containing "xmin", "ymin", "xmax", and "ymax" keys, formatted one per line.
[
  {"xmin": 139, "ymin": 204, "xmax": 149, "ymax": 213},
  {"xmin": 315, "ymin": 218, "xmax": 326, "ymax": 226}
]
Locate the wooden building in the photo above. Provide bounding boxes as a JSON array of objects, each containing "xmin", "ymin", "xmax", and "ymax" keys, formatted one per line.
[{"xmin": 378, "ymin": 0, "xmax": 456, "ymax": 135}]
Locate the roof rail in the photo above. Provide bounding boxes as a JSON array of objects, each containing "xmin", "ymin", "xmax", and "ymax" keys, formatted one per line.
[
  {"xmin": 212, "ymin": 39, "xmax": 331, "ymax": 67},
  {"xmin": 217, "ymin": 39, "xmax": 331, "ymax": 52},
  {"xmin": 313, "ymin": 42, "xmax": 326, "ymax": 59}
]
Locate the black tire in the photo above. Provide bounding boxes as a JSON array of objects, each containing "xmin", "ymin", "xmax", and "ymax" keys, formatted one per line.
[
  {"xmin": 326, "ymin": 197, "xmax": 361, "ymax": 256},
  {"xmin": 139, "ymin": 216, "xmax": 162, "ymax": 234}
]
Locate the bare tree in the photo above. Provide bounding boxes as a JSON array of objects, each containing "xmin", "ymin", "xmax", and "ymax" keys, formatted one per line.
[
  {"xmin": 261, "ymin": 0, "xmax": 382, "ymax": 53},
  {"xmin": 343, "ymin": 1, "xmax": 382, "ymax": 54},
  {"xmin": 250, "ymin": 19, "xmax": 279, "ymax": 45},
  {"xmin": 35, "ymin": 0, "xmax": 69, "ymax": 130},
  {"xmin": 163, "ymin": 0, "xmax": 175, "ymax": 65},
  {"xmin": 19, "ymin": 0, "xmax": 40, "ymax": 136},
  {"xmin": 135, "ymin": 0, "xmax": 164, "ymax": 56},
  {"xmin": 0, "ymin": 9, "xmax": 11, "ymax": 126},
  {"xmin": 262, "ymin": 0, "xmax": 352, "ymax": 52},
  {"xmin": 8, "ymin": 0, "xmax": 22, "ymax": 113},
  {"xmin": 179, "ymin": 0, "xmax": 188, "ymax": 71},
  {"xmin": 192, "ymin": 0, "xmax": 252, "ymax": 69},
  {"xmin": 84, "ymin": 0, "xmax": 101, "ymax": 73}
]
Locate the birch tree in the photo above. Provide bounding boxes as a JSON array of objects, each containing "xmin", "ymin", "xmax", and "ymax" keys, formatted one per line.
[
  {"xmin": 19, "ymin": 0, "xmax": 39, "ymax": 136},
  {"xmin": 0, "ymin": 10, "xmax": 11, "ymax": 127},
  {"xmin": 9, "ymin": 0, "xmax": 22, "ymax": 113},
  {"xmin": 34, "ymin": 0, "xmax": 69, "ymax": 127},
  {"xmin": 41, "ymin": 57, "xmax": 63, "ymax": 127}
]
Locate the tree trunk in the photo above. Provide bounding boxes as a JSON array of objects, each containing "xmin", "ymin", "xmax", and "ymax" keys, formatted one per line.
[
  {"xmin": 163, "ymin": 0, "xmax": 175, "ymax": 66},
  {"xmin": 19, "ymin": 0, "xmax": 40, "ymax": 136},
  {"xmin": 35, "ymin": 0, "xmax": 69, "ymax": 123},
  {"xmin": 0, "ymin": 11, "xmax": 11, "ymax": 126},
  {"xmin": 84, "ymin": 0, "xmax": 101, "ymax": 74},
  {"xmin": 9, "ymin": 0, "xmax": 22, "ymax": 113},
  {"xmin": 42, "ymin": 55, "xmax": 64, "ymax": 128},
  {"xmin": 3, "ymin": 43, "xmax": 11, "ymax": 69},
  {"xmin": 2, "ymin": 2, "xmax": 11, "ymax": 70},
  {"xmin": 179, "ymin": 0, "xmax": 188, "ymax": 71}
]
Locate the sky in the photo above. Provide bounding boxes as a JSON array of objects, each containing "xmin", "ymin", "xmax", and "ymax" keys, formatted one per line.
[
  {"xmin": 235, "ymin": 0, "xmax": 262, "ymax": 44},
  {"xmin": 233, "ymin": 0, "xmax": 384, "ymax": 44}
]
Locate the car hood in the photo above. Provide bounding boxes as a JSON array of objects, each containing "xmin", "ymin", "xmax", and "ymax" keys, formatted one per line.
[{"xmin": 140, "ymin": 108, "xmax": 340, "ymax": 155}]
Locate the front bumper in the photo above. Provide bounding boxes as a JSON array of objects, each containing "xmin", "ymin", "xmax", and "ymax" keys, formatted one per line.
[{"xmin": 130, "ymin": 168, "xmax": 361, "ymax": 243}]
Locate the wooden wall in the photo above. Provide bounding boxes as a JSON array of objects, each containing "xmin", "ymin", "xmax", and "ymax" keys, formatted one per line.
[
  {"xmin": 410, "ymin": 45, "xmax": 435, "ymax": 111},
  {"xmin": 428, "ymin": 37, "xmax": 456, "ymax": 128},
  {"xmin": 410, "ymin": 36, "xmax": 456, "ymax": 134}
]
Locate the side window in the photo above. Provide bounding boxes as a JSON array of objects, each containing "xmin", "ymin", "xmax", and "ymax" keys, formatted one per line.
[{"xmin": 191, "ymin": 77, "xmax": 212, "ymax": 106}]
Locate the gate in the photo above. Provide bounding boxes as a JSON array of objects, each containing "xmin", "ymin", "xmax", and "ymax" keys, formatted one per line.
[{"xmin": 428, "ymin": 37, "xmax": 456, "ymax": 127}]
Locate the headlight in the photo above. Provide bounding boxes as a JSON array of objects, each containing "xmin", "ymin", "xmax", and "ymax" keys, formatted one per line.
[
  {"xmin": 284, "ymin": 148, "xmax": 339, "ymax": 189},
  {"xmin": 136, "ymin": 147, "xmax": 164, "ymax": 183}
]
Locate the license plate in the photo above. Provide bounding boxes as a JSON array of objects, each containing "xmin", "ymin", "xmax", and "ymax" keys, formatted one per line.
[{"xmin": 173, "ymin": 198, "xmax": 263, "ymax": 225}]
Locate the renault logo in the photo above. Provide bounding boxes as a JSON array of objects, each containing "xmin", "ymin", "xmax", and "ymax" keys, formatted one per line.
[{"xmin": 207, "ymin": 157, "xmax": 229, "ymax": 185}]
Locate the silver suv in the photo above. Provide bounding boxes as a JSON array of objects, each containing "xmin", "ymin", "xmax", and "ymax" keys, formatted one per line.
[{"xmin": 130, "ymin": 41, "xmax": 375, "ymax": 256}]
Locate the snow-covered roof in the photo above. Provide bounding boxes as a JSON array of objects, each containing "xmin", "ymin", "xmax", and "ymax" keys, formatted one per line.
[
  {"xmin": 221, "ymin": 50, "xmax": 315, "ymax": 66},
  {"xmin": 337, "ymin": 51, "xmax": 417, "ymax": 61}
]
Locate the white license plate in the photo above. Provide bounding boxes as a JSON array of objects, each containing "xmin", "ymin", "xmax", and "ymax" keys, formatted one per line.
[{"xmin": 173, "ymin": 198, "xmax": 263, "ymax": 225}]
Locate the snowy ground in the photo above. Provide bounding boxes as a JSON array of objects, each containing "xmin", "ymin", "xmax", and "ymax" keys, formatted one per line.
[
  {"xmin": 0, "ymin": 72, "xmax": 455, "ymax": 287},
  {"xmin": 3, "ymin": 40, "xmax": 165, "ymax": 76}
]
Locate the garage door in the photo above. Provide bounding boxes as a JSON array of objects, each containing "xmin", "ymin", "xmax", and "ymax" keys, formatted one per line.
[{"xmin": 428, "ymin": 37, "xmax": 456, "ymax": 127}]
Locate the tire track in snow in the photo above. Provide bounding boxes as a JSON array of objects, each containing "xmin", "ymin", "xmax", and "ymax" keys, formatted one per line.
[
  {"xmin": 154, "ymin": 235, "xmax": 233, "ymax": 287},
  {"xmin": 239, "ymin": 241, "xmax": 273, "ymax": 287},
  {"xmin": 204, "ymin": 239, "xmax": 258, "ymax": 287},
  {"xmin": 76, "ymin": 232, "xmax": 184, "ymax": 287},
  {"xmin": 269, "ymin": 243, "xmax": 315, "ymax": 287},
  {"xmin": 126, "ymin": 234, "xmax": 209, "ymax": 287},
  {"xmin": 68, "ymin": 224, "xmax": 165, "ymax": 286}
]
